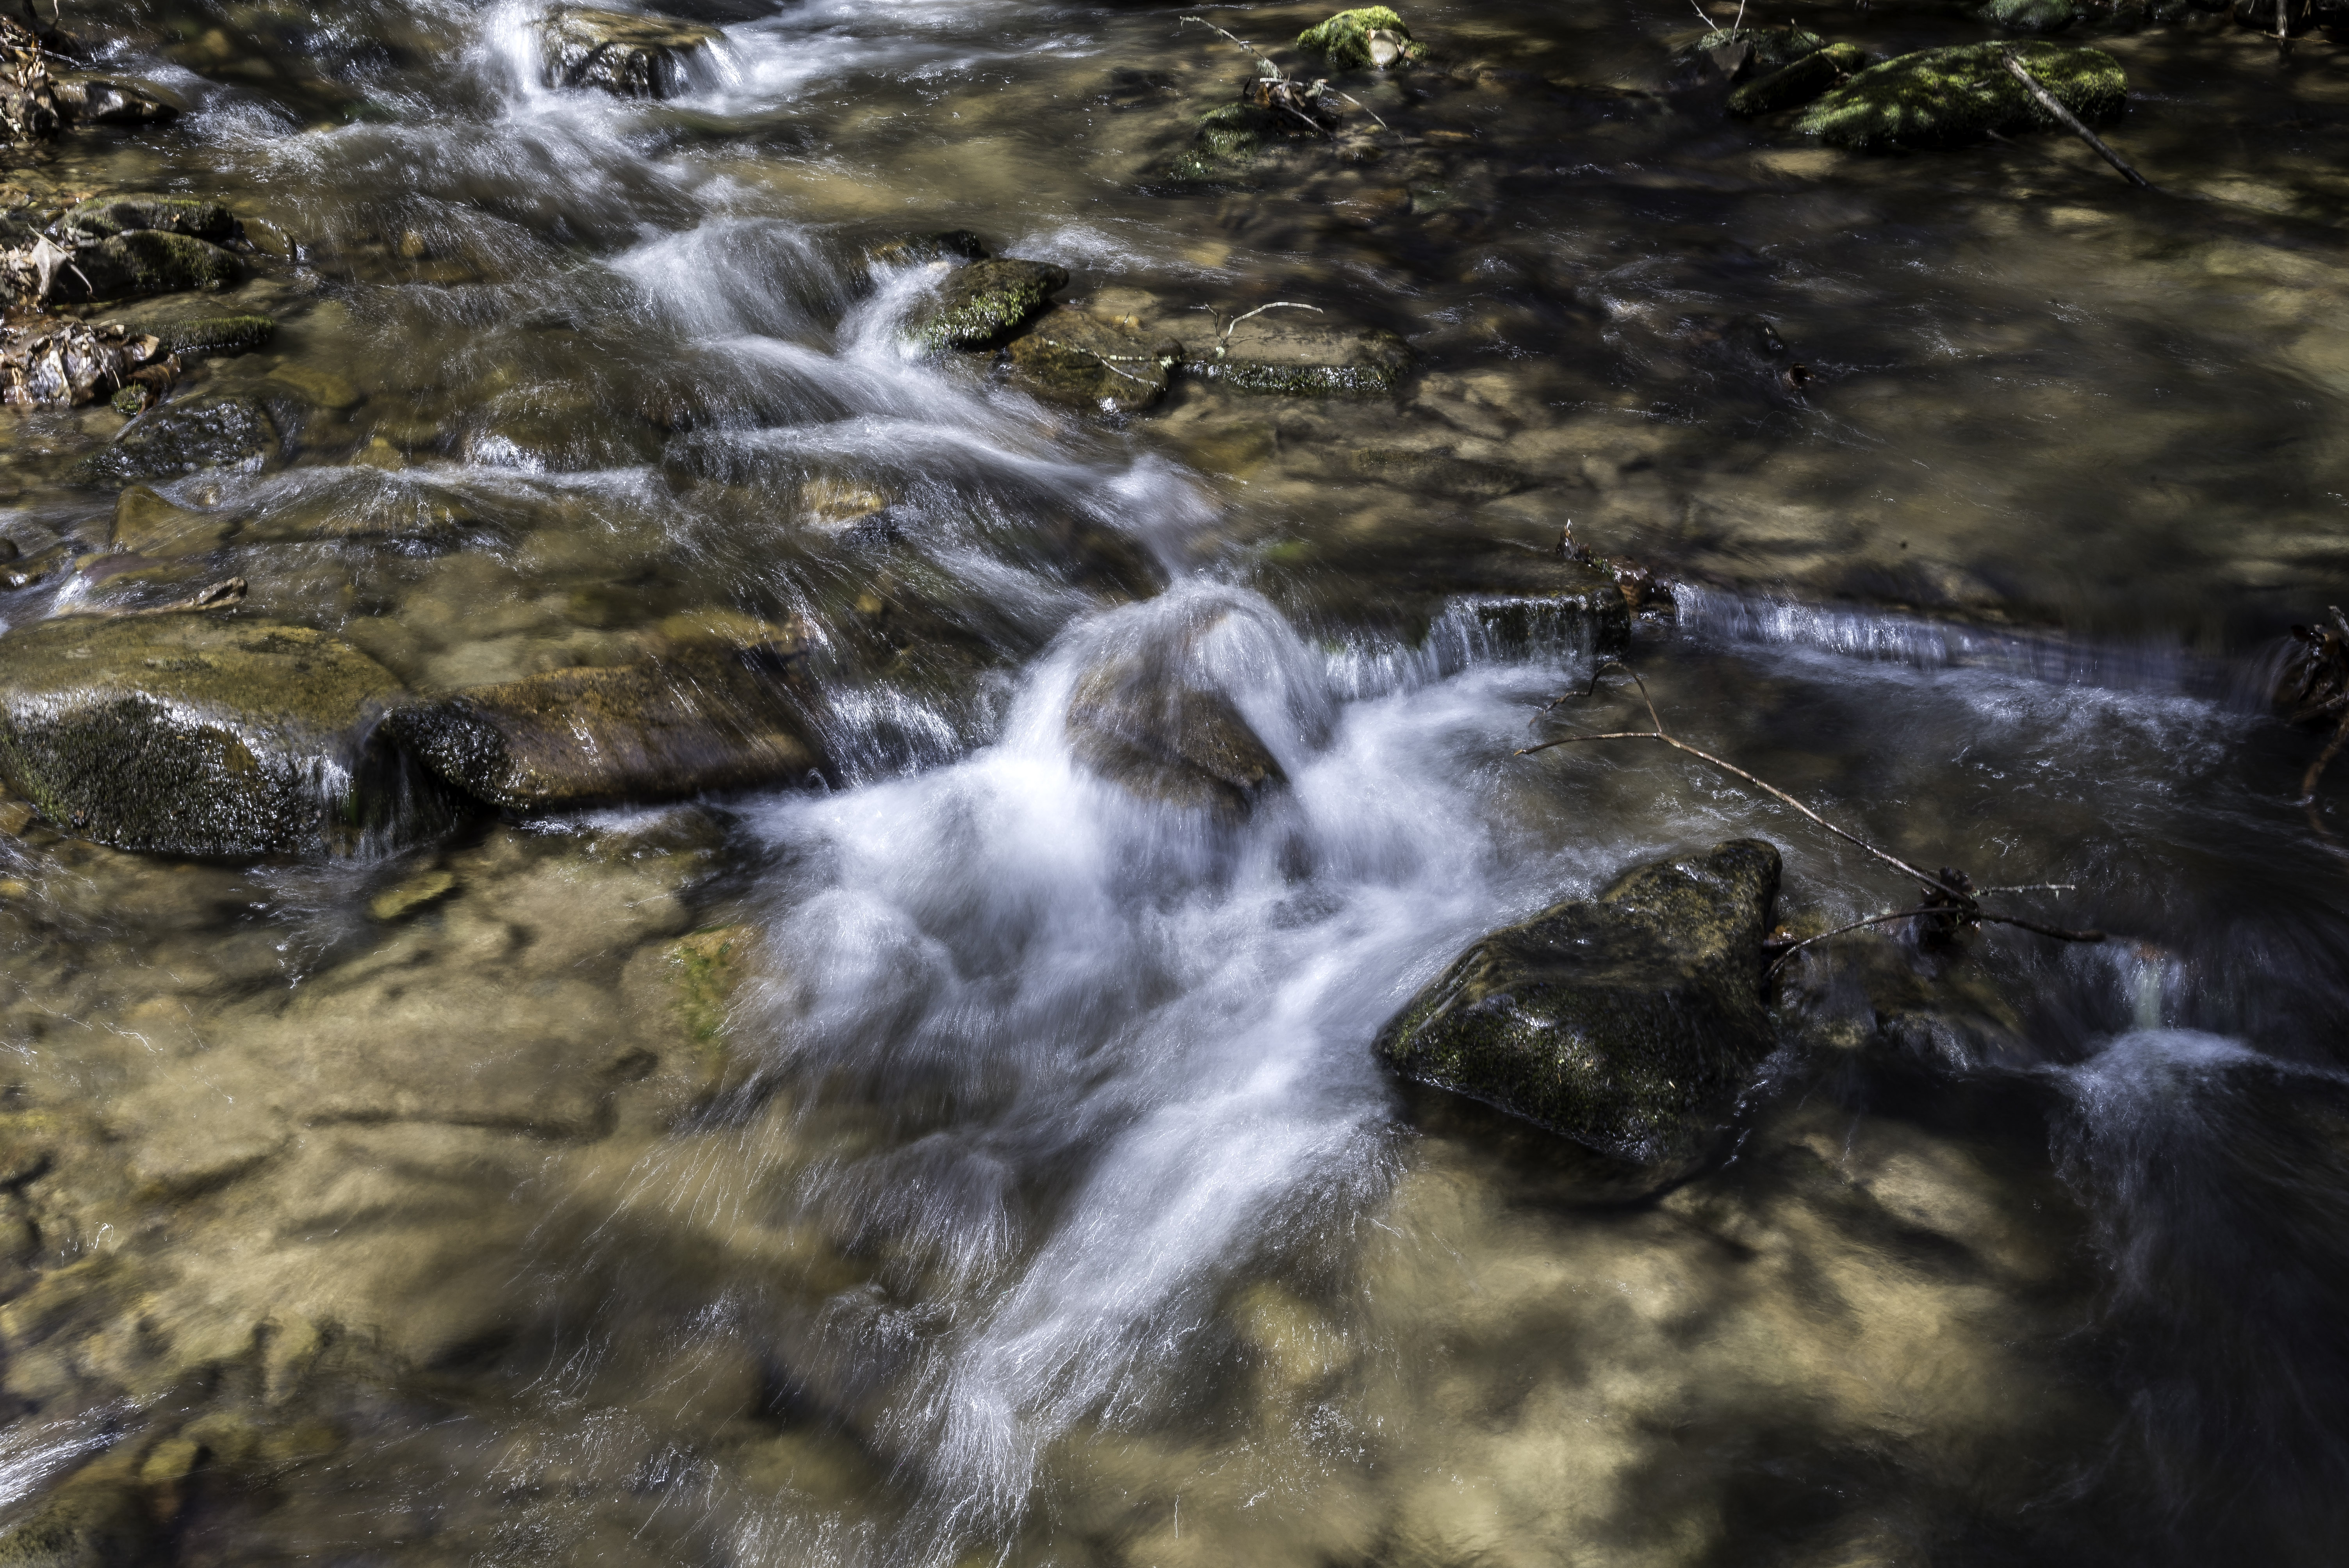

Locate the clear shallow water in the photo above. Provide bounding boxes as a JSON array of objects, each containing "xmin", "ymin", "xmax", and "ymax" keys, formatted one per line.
[{"xmin": 5, "ymin": 1, "xmax": 2349, "ymax": 1564}]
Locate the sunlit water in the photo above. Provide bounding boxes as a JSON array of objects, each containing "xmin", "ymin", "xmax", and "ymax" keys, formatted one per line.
[{"xmin": 4, "ymin": 1, "xmax": 2349, "ymax": 1564}]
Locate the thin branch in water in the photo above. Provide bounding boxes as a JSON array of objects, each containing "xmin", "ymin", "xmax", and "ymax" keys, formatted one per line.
[
  {"xmin": 2001, "ymin": 51, "xmax": 2151, "ymax": 189},
  {"xmin": 1765, "ymin": 906, "xmax": 1939, "ymax": 976}
]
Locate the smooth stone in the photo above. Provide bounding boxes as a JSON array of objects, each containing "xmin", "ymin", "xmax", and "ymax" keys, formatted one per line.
[
  {"xmin": 386, "ymin": 652, "xmax": 827, "ymax": 811},
  {"xmin": 1727, "ymin": 43, "xmax": 1868, "ymax": 118},
  {"xmin": 49, "ymin": 73, "xmax": 182, "ymax": 127},
  {"xmin": 1005, "ymin": 306, "xmax": 1180, "ymax": 415},
  {"xmin": 263, "ymin": 362, "xmax": 364, "ymax": 410},
  {"xmin": 1798, "ymin": 41, "xmax": 2124, "ymax": 150},
  {"xmin": 1065, "ymin": 614, "xmax": 1287, "ymax": 818},
  {"xmin": 910, "ymin": 258, "xmax": 1068, "ymax": 351},
  {"xmin": 1189, "ymin": 314, "xmax": 1413, "ymax": 396},
  {"xmin": 0, "ymin": 617, "xmax": 411, "ymax": 857},
  {"xmin": 59, "ymin": 194, "xmax": 237, "ymax": 245},
  {"xmin": 48, "ymin": 231, "xmax": 244, "ymax": 303},
  {"xmin": 537, "ymin": 6, "xmax": 723, "ymax": 99},
  {"xmin": 109, "ymin": 484, "xmax": 238, "ymax": 555},
  {"xmin": 1377, "ymin": 839, "xmax": 1783, "ymax": 1171}
]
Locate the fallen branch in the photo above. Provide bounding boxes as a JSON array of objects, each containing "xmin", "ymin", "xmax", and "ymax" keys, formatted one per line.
[
  {"xmin": 1520, "ymin": 660, "xmax": 2105, "ymax": 969},
  {"xmin": 2001, "ymin": 51, "xmax": 2151, "ymax": 190}
]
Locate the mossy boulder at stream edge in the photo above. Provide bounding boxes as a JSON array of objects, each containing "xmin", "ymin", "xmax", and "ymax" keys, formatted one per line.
[
  {"xmin": 1799, "ymin": 41, "xmax": 2123, "ymax": 150},
  {"xmin": 1377, "ymin": 839, "xmax": 1782, "ymax": 1172},
  {"xmin": 0, "ymin": 617, "xmax": 411, "ymax": 857},
  {"xmin": 1006, "ymin": 306, "xmax": 1180, "ymax": 414},
  {"xmin": 48, "ymin": 230, "xmax": 244, "ymax": 303},
  {"xmin": 386, "ymin": 652, "xmax": 828, "ymax": 810},
  {"xmin": 61, "ymin": 194, "xmax": 240, "ymax": 245},
  {"xmin": 909, "ymin": 258, "xmax": 1068, "ymax": 351},
  {"xmin": 1296, "ymin": 9, "xmax": 1421, "ymax": 71}
]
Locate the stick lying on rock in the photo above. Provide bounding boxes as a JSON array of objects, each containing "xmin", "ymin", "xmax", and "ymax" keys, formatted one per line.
[
  {"xmin": 1517, "ymin": 661, "xmax": 2105, "ymax": 972},
  {"xmin": 2001, "ymin": 48, "xmax": 2150, "ymax": 189}
]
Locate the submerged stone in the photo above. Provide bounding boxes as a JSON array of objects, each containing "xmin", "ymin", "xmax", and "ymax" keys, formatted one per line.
[
  {"xmin": 1190, "ymin": 312, "xmax": 1412, "ymax": 396},
  {"xmin": 910, "ymin": 258, "xmax": 1067, "ymax": 351},
  {"xmin": 49, "ymin": 230, "xmax": 244, "ymax": 302},
  {"xmin": 1377, "ymin": 839, "xmax": 1782, "ymax": 1169},
  {"xmin": 1067, "ymin": 654, "xmax": 1285, "ymax": 818},
  {"xmin": 0, "ymin": 617, "xmax": 411, "ymax": 857},
  {"xmin": 1727, "ymin": 42, "xmax": 1867, "ymax": 117},
  {"xmin": 60, "ymin": 194, "xmax": 238, "ymax": 244},
  {"xmin": 1006, "ymin": 307, "xmax": 1180, "ymax": 414},
  {"xmin": 538, "ymin": 6, "xmax": 723, "ymax": 99},
  {"xmin": 387, "ymin": 652, "xmax": 827, "ymax": 811},
  {"xmin": 1798, "ymin": 41, "xmax": 2124, "ymax": 150},
  {"xmin": 1296, "ymin": 8, "xmax": 1422, "ymax": 71}
]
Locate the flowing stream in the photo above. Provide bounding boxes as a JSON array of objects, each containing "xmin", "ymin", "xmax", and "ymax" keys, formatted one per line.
[{"xmin": 5, "ymin": 0, "xmax": 2349, "ymax": 1563}]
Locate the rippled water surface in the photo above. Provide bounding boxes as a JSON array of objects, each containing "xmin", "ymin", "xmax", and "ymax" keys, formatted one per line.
[{"xmin": 6, "ymin": 0, "xmax": 2349, "ymax": 1563}]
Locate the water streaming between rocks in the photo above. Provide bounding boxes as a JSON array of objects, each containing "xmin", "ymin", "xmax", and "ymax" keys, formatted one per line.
[{"xmin": 4, "ymin": 0, "xmax": 2349, "ymax": 1563}]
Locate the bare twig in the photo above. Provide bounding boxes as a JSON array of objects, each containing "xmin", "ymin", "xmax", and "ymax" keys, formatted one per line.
[
  {"xmin": 1766, "ymin": 905, "xmax": 1938, "ymax": 976},
  {"xmin": 2001, "ymin": 51, "xmax": 2151, "ymax": 190},
  {"xmin": 1207, "ymin": 301, "xmax": 1321, "ymax": 363},
  {"xmin": 1179, "ymin": 15, "xmax": 1280, "ymax": 75}
]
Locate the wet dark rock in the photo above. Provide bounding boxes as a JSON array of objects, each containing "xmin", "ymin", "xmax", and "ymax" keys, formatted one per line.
[
  {"xmin": 1253, "ymin": 531, "xmax": 1633, "ymax": 654},
  {"xmin": 1066, "ymin": 647, "xmax": 1285, "ymax": 818},
  {"xmin": 1799, "ymin": 41, "xmax": 2123, "ymax": 150},
  {"xmin": 910, "ymin": 258, "xmax": 1068, "ymax": 351},
  {"xmin": 387, "ymin": 652, "xmax": 827, "ymax": 811},
  {"xmin": 150, "ymin": 313, "xmax": 276, "ymax": 358},
  {"xmin": 866, "ymin": 229, "xmax": 988, "ymax": 267},
  {"xmin": 1168, "ymin": 102, "xmax": 1278, "ymax": 181},
  {"xmin": 1006, "ymin": 307, "xmax": 1180, "ymax": 414},
  {"xmin": 1674, "ymin": 25, "xmax": 1825, "ymax": 79},
  {"xmin": 76, "ymin": 394, "xmax": 279, "ymax": 486},
  {"xmin": 1378, "ymin": 839, "xmax": 1782, "ymax": 1170},
  {"xmin": 1727, "ymin": 42, "xmax": 1867, "ymax": 117},
  {"xmin": 1296, "ymin": 8, "xmax": 1422, "ymax": 71},
  {"xmin": 50, "ymin": 72, "xmax": 182, "ymax": 127},
  {"xmin": 538, "ymin": 6, "xmax": 723, "ymax": 100},
  {"xmin": 49, "ymin": 230, "xmax": 244, "ymax": 303},
  {"xmin": 0, "ymin": 1465, "xmax": 159, "ymax": 1567},
  {"xmin": 0, "ymin": 616, "xmax": 412, "ymax": 857},
  {"xmin": 60, "ymin": 194, "xmax": 237, "ymax": 245},
  {"xmin": 1190, "ymin": 313, "xmax": 1412, "ymax": 396},
  {"xmin": 1985, "ymin": 0, "xmax": 2077, "ymax": 31}
]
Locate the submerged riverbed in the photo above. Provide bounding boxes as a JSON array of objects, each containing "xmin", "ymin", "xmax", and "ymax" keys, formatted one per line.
[{"xmin": 3, "ymin": 0, "xmax": 2349, "ymax": 1563}]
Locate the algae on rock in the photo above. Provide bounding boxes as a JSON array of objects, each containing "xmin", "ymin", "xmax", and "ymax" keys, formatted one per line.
[
  {"xmin": 909, "ymin": 258, "xmax": 1068, "ymax": 351},
  {"xmin": 1377, "ymin": 839, "xmax": 1782, "ymax": 1170},
  {"xmin": 1799, "ymin": 41, "xmax": 2124, "ymax": 150},
  {"xmin": 1296, "ymin": 8, "xmax": 1422, "ymax": 71}
]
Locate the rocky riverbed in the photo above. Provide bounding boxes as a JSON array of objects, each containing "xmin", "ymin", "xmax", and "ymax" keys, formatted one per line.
[{"xmin": 2, "ymin": 1, "xmax": 2349, "ymax": 1564}]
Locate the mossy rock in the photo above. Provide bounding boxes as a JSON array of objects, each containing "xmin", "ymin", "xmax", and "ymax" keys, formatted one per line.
[
  {"xmin": 1676, "ymin": 24, "xmax": 1826, "ymax": 72},
  {"xmin": 0, "ymin": 1471, "xmax": 158, "ymax": 1567},
  {"xmin": 1006, "ymin": 307, "xmax": 1180, "ymax": 415},
  {"xmin": 1376, "ymin": 840, "xmax": 1782, "ymax": 1169},
  {"xmin": 0, "ymin": 617, "xmax": 411, "ymax": 857},
  {"xmin": 537, "ymin": 6, "xmax": 723, "ymax": 99},
  {"xmin": 1728, "ymin": 43, "xmax": 1868, "ymax": 117},
  {"xmin": 75, "ymin": 394, "xmax": 278, "ymax": 487},
  {"xmin": 49, "ymin": 231, "xmax": 244, "ymax": 303},
  {"xmin": 60, "ymin": 194, "xmax": 238, "ymax": 244},
  {"xmin": 386, "ymin": 652, "xmax": 827, "ymax": 810},
  {"xmin": 1798, "ymin": 41, "xmax": 2123, "ymax": 150},
  {"xmin": 1188, "ymin": 313, "xmax": 1412, "ymax": 396},
  {"xmin": 150, "ymin": 314, "xmax": 275, "ymax": 357},
  {"xmin": 1296, "ymin": 8, "xmax": 1422, "ymax": 71},
  {"xmin": 1985, "ymin": 0, "xmax": 2076, "ymax": 31},
  {"xmin": 908, "ymin": 258, "xmax": 1067, "ymax": 351},
  {"xmin": 1167, "ymin": 102, "xmax": 1277, "ymax": 182}
]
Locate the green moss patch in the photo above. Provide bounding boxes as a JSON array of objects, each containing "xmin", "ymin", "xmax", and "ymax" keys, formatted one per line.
[
  {"xmin": 1296, "ymin": 8, "xmax": 1420, "ymax": 71},
  {"xmin": 1798, "ymin": 41, "xmax": 2124, "ymax": 150}
]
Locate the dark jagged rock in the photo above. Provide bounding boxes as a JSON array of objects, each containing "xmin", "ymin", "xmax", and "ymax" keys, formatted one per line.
[
  {"xmin": 1377, "ymin": 840, "xmax": 1782, "ymax": 1170},
  {"xmin": 77, "ymin": 394, "xmax": 279, "ymax": 486},
  {"xmin": 1727, "ymin": 42, "xmax": 1867, "ymax": 117},
  {"xmin": 1065, "ymin": 619, "xmax": 1287, "ymax": 818},
  {"xmin": 49, "ymin": 230, "xmax": 244, "ymax": 302},
  {"xmin": 910, "ymin": 258, "xmax": 1067, "ymax": 351},
  {"xmin": 1189, "ymin": 312, "xmax": 1412, "ymax": 396},
  {"xmin": 537, "ymin": 6, "xmax": 723, "ymax": 99},
  {"xmin": 1798, "ymin": 41, "xmax": 2123, "ymax": 150},
  {"xmin": 0, "ymin": 617, "xmax": 412, "ymax": 857},
  {"xmin": 60, "ymin": 194, "xmax": 237, "ymax": 245},
  {"xmin": 0, "ymin": 321, "xmax": 171, "ymax": 410},
  {"xmin": 1006, "ymin": 307, "xmax": 1180, "ymax": 414},
  {"xmin": 387, "ymin": 652, "xmax": 827, "ymax": 810},
  {"xmin": 50, "ymin": 72, "xmax": 182, "ymax": 127}
]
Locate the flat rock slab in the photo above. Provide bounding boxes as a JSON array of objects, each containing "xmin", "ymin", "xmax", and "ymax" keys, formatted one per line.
[
  {"xmin": 1190, "ymin": 313, "xmax": 1412, "ymax": 395},
  {"xmin": 1006, "ymin": 306, "xmax": 1180, "ymax": 414},
  {"xmin": 388, "ymin": 652, "xmax": 826, "ymax": 810},
  {"xmin": 0, "ymin": 617, "xmax": 409, "ymax": 857},
  {"xmin": 1253, "ymin": 533, "xmax": 1633, "ymax": 655},
  {"xmin": 538, "ymin": 6, "xmax": 722, "ymax": 98},
  {"xmin": 911, "ymin": 258, "xmax": 1067, "ymax": 351},
  {"xmin": 60, "ymin": 194, "xmax": 238, "ymax": 244},
  {"xmin": 1377, "ymin": 839, "xmax": 1782, "ymax": 1171}
]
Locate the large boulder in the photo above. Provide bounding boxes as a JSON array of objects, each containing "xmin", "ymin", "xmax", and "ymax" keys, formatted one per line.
[
  {"xmin": 386, "ymin": 652, "xmax": 826, "ymax": 810},
  {"xmin": 538, "ymin": 7, "xmax": 723, "ymax": 99},
  {"xmin": 1295, "ymin": 8, "xmax": 1422, "ymax": 71},
  {"xmin": 1798, "ymin": 41, "xmax": 2123, "ymax": 150},
  {"xmin": 1376, "ymin": 840, "xmax": 1782, "ymax": 1170},
  {"xmin": 48, "ymin": 229, "xmax": 243, "ymax": 302},
  {"xmin": 909, "ymin": 258, "xmax": 1067, "ymax": 351},
  {"xmin": 1005, "ymin": 306, "xmax": 1180, "ymax": 414},
  {"xmin": 1064, "ymin": 608, "xmax": 1289, "ymax": 818},
  {"xmin": 0, "ymin": 617, "xmax": 412, "ymax": 857}
]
